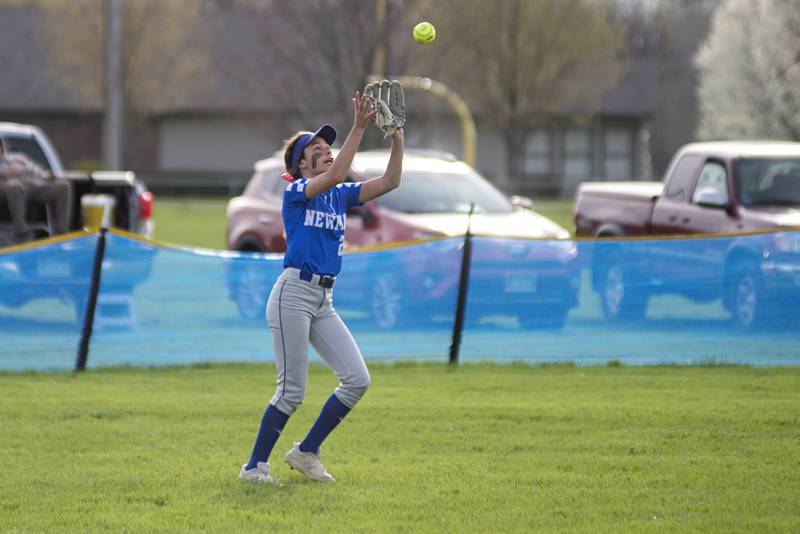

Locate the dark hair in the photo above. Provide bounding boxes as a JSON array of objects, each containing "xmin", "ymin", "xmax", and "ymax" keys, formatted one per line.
[
  {"xmin": 282, "ymin": 130, "xmax": 310, "ymax": 176},
  {"xmin": 0, "ymin": 137, "xmax": 5, "ymax": 153}
]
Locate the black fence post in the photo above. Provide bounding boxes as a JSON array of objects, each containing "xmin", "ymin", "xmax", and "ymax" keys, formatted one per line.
[
  {"xmin": 449, "ymin": 204, "xmax": 475, "ymax": 366},
  {"xmin": 75, "ymin": 226, "xmax": 108, "ymax": 372}
]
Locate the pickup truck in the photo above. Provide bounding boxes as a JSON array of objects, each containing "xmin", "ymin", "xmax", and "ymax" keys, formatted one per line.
[
  {"xmin": 0, "ymin": 122, "xmax": 155, "ymax": 323},
  {"xmin": 0, "ymin": 122, "xmax": 154, "ymax": 243},
  {"xmin": 574, "ymin": 141, "xmax": 800, "ymax": 328}
]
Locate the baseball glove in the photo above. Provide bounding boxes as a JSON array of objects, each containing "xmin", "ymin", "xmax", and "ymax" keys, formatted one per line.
[{"xmin": 364, "ymin": 79, "xmax": 405, "ymax": 138}]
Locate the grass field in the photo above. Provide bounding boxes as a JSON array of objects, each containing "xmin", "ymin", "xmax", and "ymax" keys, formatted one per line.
[
  {"xmin": 153, "ymin": 197, "xmax": 231, "ymax": 250},
  {"xmin": 152, "ymin": 196, "xmax": 575, "ymax": 250},
  {"xmin": 2, "ymin": 362, "xmax": 798, "ymax": 532}
]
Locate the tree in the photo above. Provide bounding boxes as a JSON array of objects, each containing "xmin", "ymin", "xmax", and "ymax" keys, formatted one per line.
[
  {"xmin": 37, "ymin": 1, "xmax": 211, "ymax": 113},
  {"xmin": 645, "ymin": 0, "xmax": 719, "ymax": 174},
  {"xmin": 696, "ymin": 0, "xmax": 800, "ymax": 140},
  {"xmin": 211, "ymin": 0, "xmax": 423, "ymax": 137},
  {"xmin": 35, "ymin": 0, "xmax": 212, "ymax": 167},
  {"xmin": 422, "ymin": 0, "xmax": 626, "ymax": 180}
]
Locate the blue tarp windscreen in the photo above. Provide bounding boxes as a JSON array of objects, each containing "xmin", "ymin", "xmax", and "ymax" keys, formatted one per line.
[
  {"xmin": 1, "ymin": 229, "xmax": 798, "ymax": 372},
  {"xmin": 0, "ymin": 234, "xmax": 95, "ymax": 370}
]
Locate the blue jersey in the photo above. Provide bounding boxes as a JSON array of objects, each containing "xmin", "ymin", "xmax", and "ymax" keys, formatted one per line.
[{"xmin": 282, "ymin": 179, "xmax": 363, "ymax": 276}]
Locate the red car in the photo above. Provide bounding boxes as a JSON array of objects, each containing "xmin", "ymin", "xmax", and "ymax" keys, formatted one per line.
[{"xmin": 226, "ymin": 149, "xmax": 579, "ymax": 329}]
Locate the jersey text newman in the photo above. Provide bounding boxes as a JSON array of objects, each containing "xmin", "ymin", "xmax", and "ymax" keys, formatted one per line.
[{"xmin": 304, "ymin": 210, "xmax": 346, "ymax": 231}]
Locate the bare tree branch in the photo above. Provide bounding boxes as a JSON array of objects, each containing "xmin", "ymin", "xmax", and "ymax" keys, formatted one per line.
[
  {"xmin": 425, "ymin": 0, "xmax": 625, "ymax": 178},
  {"xmin": 37, "ymin": 0, "xmax": 212, "ymax": 114}
]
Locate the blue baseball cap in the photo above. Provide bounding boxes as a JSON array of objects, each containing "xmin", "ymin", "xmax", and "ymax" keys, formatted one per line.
[{"xmin": 290, "ymin": 124, "xmax": 337, "ymax": 178}]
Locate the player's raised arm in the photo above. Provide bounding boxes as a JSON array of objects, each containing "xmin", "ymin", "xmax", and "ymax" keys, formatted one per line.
[
  {"xmin": 359, "ymin": 128, "xmax": 404, "ymax": 203},
  {"xmin": 304, "ymin": 92, "xmax": 376, "ymax": 199}
]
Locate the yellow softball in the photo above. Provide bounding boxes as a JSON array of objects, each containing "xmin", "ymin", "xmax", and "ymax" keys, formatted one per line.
[{"xmin": 413, "ymin": 22, "xmax": 436, "ymax": 45}]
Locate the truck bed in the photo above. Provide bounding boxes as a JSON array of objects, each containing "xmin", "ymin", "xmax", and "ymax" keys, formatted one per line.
[
  {"xmin": 577, "ymin": 181, "xmax": 664, "ymax": 200},
  {"xmin": 574, "ymin": 181, "xmax": 663, "ymax": 237}
]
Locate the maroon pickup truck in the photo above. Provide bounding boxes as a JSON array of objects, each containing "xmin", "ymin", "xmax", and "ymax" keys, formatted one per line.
[{"xmin": 573, "ymin": 141, "xmax": 800, "ymax": 328}]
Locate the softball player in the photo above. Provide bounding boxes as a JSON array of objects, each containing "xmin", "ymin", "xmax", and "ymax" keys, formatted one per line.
[{"xmin": 239, "ymin": 91, "xmax": 404, "ymax": 483}]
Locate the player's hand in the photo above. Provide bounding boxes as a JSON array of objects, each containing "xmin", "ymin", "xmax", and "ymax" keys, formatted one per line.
[{"xmin": 353, "ymin": 91, "xmax": 377, "ymax": 129}]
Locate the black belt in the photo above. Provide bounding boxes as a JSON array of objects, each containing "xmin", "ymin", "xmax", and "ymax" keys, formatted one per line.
[{"xmin": 298, "ymin": 269, "xmax": 335, "ymax": 288}]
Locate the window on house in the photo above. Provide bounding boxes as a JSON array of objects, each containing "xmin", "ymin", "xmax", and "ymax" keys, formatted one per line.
[
  {"xmin": 564, "ymin": 129, "xmax": 592, "ymax": 178},
  {"xmin": 524, "ymin": 130, "xmax": 551, "ymax": 174},
  {"xmin": 604, "ymin": 127, "xmax": 633, "ymax": 179}
]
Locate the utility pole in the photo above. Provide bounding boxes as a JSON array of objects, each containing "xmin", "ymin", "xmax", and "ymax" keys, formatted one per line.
[
  {"xmin": 371, "ymin": 0, "xmax": 387, "ymax": 80},
  {"xmin": 104, "ymin": 0, "xmax": 123, "ymax": 170}
]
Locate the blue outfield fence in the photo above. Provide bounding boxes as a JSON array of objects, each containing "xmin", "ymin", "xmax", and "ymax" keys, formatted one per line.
[{"xmin": 1, "ymin": 228, "xmax": 799, "ymax": 372}]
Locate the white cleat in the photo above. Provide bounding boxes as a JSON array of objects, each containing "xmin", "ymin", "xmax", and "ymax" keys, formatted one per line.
[
  {"xmin": 284, "ymin": 442, "xmax": 336, "ymax": 482},
  {"xmin": 238, "ymin": 461, "xmax": 280, "ymax": 484}
]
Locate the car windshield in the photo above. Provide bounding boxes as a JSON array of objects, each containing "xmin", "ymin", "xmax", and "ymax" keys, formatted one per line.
[
  {"xmin": 360, "ymin": 168, "xmax": 514, "ymax": 214},
  {"xmin": 736, "ymin": 158, "xmax": 800, "ymax": 207}
]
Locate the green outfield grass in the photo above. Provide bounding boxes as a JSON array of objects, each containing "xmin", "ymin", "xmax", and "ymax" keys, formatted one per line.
[
  {"xmin": 1, "ymin": 363, "xmax": 798, "ymax": 533},
  {"xmin": 531, "ymin": 198, "xmax": 574, "ymax": 233},
  {"xmin": 153, "ymin": 196, "xmax": 230, "ymax": 250},
  {"xmin": 152, "ymin": 196, "xmax": 575, "ymax": 250}
]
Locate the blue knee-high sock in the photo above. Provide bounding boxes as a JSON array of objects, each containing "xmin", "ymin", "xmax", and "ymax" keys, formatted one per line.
[
  {"xmin": 246, "ymin": 404, "xmax": 290, "ymax": 470},
  {"xmin": 299, "ymin": 394, "xmax": 351, "ymax": 454}
]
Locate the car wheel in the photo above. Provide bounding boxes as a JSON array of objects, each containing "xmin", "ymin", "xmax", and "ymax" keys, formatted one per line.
[
  {"xmin": 728, "ymin": 263, "xmax": 763, "ymax": 329},
  {"xmin": 600, "ymin": 260, "xmax": 648, "ymax": 321},
  {"xmin": 234, "ymin": 265, "xmax": 268, "ymax": 320},
  {"xmin": 369, "ymin": 270, "xmax": 407, "ymax": 329},
  {"xmin": 236, "ymin": 238, "xmax": 267, "ymax": 254},
  {"xmin": 518, "ymin": 304, "xmax": 568, "ymax": 331}
]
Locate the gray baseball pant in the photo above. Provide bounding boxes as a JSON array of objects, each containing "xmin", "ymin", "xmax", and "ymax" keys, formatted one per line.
[{"xmin": 266, "ymin": 267, "xmax": 370, "ymax": 416}]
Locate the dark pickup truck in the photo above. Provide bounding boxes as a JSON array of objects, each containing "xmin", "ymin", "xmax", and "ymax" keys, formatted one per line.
[
  {"xmin": 574, "ymin": 141, "xmax": 800, "ymax": 328},
  {"xmin": 0, "ymin": 122, "xmax": 154, "ymax": 243},
  {"xmin": 0, "ymin": 122, "xmax": 155, "ymax": 325}
]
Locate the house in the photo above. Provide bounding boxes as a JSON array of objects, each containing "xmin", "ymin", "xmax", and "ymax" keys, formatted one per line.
[{"xmin": 0, "ymin": 2, "xmax": 698, "ymax": 198}]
